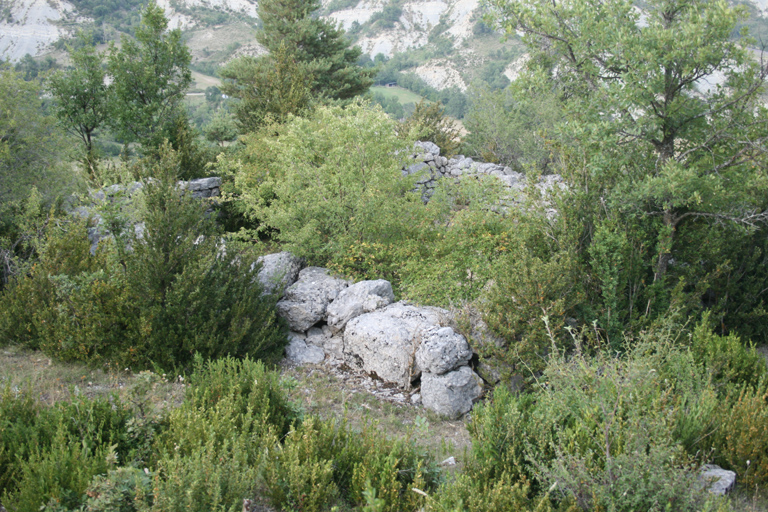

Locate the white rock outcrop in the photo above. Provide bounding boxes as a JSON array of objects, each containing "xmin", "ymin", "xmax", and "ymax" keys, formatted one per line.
[
  {"xmin": 326, "ymin": 279, "xmax": 395, "ymax": 334},
  {"xmin": 415, "ymin": 326, "xmax": 472, "ymax": 375},
  {"xmin": 276, "ymin": 267, "xmax": 350, "ymax": 332},
  {"xmin": 343, "ymin": 302, "xmax": 447, "ymax": 388},
  {"xmin": 255, "ymin": 251, "xmax": 304, "ymax": 296},
  {"xmin": 273, "ymin": 258, "xmax": 484, "ymax": 417}
]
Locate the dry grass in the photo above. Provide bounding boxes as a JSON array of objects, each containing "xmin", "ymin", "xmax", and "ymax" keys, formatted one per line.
[
  {"xmin": 1, "ymin": 345, "xmax": 471, "ymax": 474},
  {"xmin": 279, "ymin": 361, "xmax": 472, "ymax": 469},
  {"xmin": 0, "ymin": 345, "xmax": 185, "ymax": 408}
]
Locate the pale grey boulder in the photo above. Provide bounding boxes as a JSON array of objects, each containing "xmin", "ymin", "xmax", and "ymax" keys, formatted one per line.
[
  {"xmin": 415, "ymin": 326, "xmax": 472, "ymax": 375},
  {"xmin": 285, "ymin": 332, "xmax": 325, "ymax": 364},
  {"xmin": 306, "ymin": 325, "xmax": 345, "ymax": 360},
  {"xmin": 255, "ymin": 252, "xmax": 304, "ymax": 296},
  {"xmin": 415, "ymin": 140, "xmax": 440, "ymax": 156},
  {"xmin": 421, "ymin": 366, "xmax": 483, "ymax": 419},
  {"xmin": 276, "ymin": 267, "xmax": 349, "ymax": 332},
  {"xmin": 699, "ymin": 465, "xmax": 736, "ymax": 496},
  {"xmin": 326, "ymin": 279, "xmax": 395, "ymax": 334},
  {"xmin": 343, "ymin": 302, "xmax": 449, "ymax": 388}
]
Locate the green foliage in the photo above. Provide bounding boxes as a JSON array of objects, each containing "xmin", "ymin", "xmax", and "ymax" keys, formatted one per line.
[
  {"xmin": 158, "ymin": 356, "xmax": 298, "ymax": 462},
  {"xmin": 486, "ymin": 0, "xmax": 768, "ymax": 338},
  {"xmin": 0, "ymin": 387, "xmax": 138, "ymax": 512},
  {"xmin": 219, "ymin": 43, "xmax": 313, "ymax": 133},
  {"xmin": 395, "ymin": 73, "xmax": 467, "ymax": 119},
  {"xmin": 48, "ymin": 34, "xmax": 110, "ymax": 179},
  {"xmin": 0, "ymin": 69, "xmax": 75, "ymax": 207},
  {"xmin": 65, "ymin": 0, "xmax": 147, "ymax": 35},
  {"xmin": 5, "ymin": 425, "xmax": 112, "ymax": 512},
  {"xmin": 82, "ymin": 467, "xmax": 153, "ymax": 512},
  {"xmin": 151, "ymin": 439, "xmax": 257, "ymax": 512},
  {"xmin": 462, "ymin": 84, "xmax": 561, "ymax": 172},
  {"xmin": 256, "ymin": 0, "xmax": 373, "ymax": 101},
  {"xmin": 262, "ymin": 416, "xmax": 439, "ymax": 512},
  {"xmin": 457, "ymin": 335, "xmax": 724, "ymax": 511},
  {"xmin": 232, "ymin": 102, "xmax": 422, "ymax": 265},
  {"xmin": 106, "ymin": 3, "xmax": 192, "ymax": 148},
  {"xmin": 711, "ymin": 385, "xmax": 768, "ymax": 489},
  {"xmin": 399, "ymin": 100, "xmax": 461, "ymax": 157},
  {"xmin": 428, "ymin": 474, "xmax": 559, "ymax": 512},
  {"xmin": 481, "ymin": 226, "xmax": 584, "ymax": 375},
  {"xmin": 0, "ymin": 188, "xmax": 54, "ymax": 291},
  {"xmin": 690, "ymin": 315, "xmax": 768, "ymax": 391},
  {"xmin": 0, "ymin": 147, "xmax": 286, "ymax": 371}
]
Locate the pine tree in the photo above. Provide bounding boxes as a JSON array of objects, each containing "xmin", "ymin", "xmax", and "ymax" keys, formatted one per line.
[
  {"xmin": 219, "ymin": 42, "xmax": 313, "ymax": 132},
  {"xmin": 256, "ymin": 0, "xmax": 373, "ymax": 100}
]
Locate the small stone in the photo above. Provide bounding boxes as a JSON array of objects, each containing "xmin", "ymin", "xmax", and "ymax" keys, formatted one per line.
[{"xmin": 699, "ymin": 465, "xmax": 736, "ymax": 495}]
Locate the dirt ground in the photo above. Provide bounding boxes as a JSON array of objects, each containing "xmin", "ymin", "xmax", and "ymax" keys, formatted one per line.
[{"xmin": 0, "ymin": 346, "xmax": 471, "ymax": 467}]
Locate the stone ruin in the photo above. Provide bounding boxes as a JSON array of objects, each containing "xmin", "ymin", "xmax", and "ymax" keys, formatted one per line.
[
  {"xmin": 403, "ymin": 141, "xmax": 564, "ymax": 205},
  {"xmin": 256, "ymin": 251, "xmax": 484, "ymax": 419},
  {"xmin": 77, "ymin": 177, "xmax": 222, "ymax": 254}
]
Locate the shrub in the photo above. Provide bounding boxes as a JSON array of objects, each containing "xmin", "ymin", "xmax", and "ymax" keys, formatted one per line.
[
  {"xmin": 399, "ymin": 100, "xmax": 461, "ymax": 157},
  {"xmin": 157, "ymin": 357, "xmax": 298, "ymax": 464},
  {"xmin": 428, "ymin": 474, "xmax": 559, "ymax": 512},
  {"xmin": 711, "ymin": 385, "xmax": 768, "ymax": 489},
  {"xmin": 82, "ymin": 467, "xmax": 154, "ymax": 512},
  {"xmin": 690, "ymin": 315, "xmax": 767, "ymax": 392},
  {"xmin": 0, "ymin": 386, "xmax": 135, "ymax": 504},
  {"xmin": 455, "ymin": 333, "xmax": 724, "ymax": 511},
  {"xmin": 231, "ymin": 101, "xmax": 425, "ymax": 267},
  {"xmin": 151, "ymin": 438, "xmax": 258, "ymax": 512},
  {"xmin": 2, "ymin": 421, "xmax": 112, "ymax": 512},
  {"xmin": 262, "ymin": 416, "xmax": 440, "ymax": 512},
  {"xmin": 481, "ymin": 242, "xmax": 584, "ymax": 376},
  {"xmin": 0, "ymin": 146, "xmax": 287, "ymax": 371},
  {"xmin": 461, "ymin": 84, "xmax": 561, "ymax": 172}
]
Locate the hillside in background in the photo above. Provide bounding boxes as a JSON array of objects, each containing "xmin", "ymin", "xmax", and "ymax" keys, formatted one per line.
[
  {"xmin": 0, "ymin": 0, "xmax": 529, "ymax": 95},
  {"xmin": 3, "ymin": 0, "xmax": 768, "ymax": 110}
]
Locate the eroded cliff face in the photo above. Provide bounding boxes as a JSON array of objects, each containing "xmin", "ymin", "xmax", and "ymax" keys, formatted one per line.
[
  {"xmin": 154, "ymin": 0, "xmax": 259, "ymax": 29},
  {"xmin": 327, "ymin": 0, "xmax": 478, "ymax": 57},
  {"xmin": 5, "ymin": 0, "xmax": 763, "ymax": 92},
  {"xmin": 0, "ymin": 0, "xmax": 498, "ymax": 90},
  {"xmin": 0, "ymin": 0, "xmax": 74, "ymax": 62}
]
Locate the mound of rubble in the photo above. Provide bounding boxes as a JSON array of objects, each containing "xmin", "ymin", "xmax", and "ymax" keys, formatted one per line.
[{"xmin": 258, "ymin": 251, "xmax": 483, "ymax": 419}]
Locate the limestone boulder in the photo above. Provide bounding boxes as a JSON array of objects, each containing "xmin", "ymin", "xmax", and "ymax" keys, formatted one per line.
[
  {"xmin": 285, "ymin": 332, "xmax": 325, "ymax": 365},
  {"xmin": 415, "ymin": 140, "xmax": 440, "ymax": 156},
  {"xmin": 255, "ymin": 251, "xmax": 304, "ymax": 296},
  {"xmin": 343, "ymin": 302, "xmax": 449, "ymax": 388},
  {"xmin": 306, "ymin": 325, "xmax": 345, "ymax": 361},
  {"xmin": 699, "ymin": 465, "xmax": 737, "ymax": 496},
  {"xmin": 415, "ymin": 326, "xmax": 472, "ymax": 375},
  {"xmin": 326, "ymin": 279, "xmax": 395, "ymax": 334},
  {"xmin": 276, "ymin": 267, "xmax": 349, "ymax": 332},
  {"xmin": 421, "ymin": 366, "xmax": 483, "ymax": 419}
]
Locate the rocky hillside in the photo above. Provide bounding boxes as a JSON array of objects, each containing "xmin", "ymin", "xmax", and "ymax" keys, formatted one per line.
[
  {"xmin": 0, "ymin": 0, "xmax": 524, "ymax": 91},
  {"xmin": 3, "ymin": 0, "xmax": 768, "ymax": 91}
]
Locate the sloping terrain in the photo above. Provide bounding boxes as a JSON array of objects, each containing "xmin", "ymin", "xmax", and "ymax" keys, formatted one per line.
[{"xmin": 2, "ymin": 0, "xmax": 768, "ymax": 91}]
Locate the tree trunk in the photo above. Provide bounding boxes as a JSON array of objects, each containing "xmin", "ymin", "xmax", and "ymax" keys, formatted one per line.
[{"xmin": 654, "ymin": 210, "xmax": 675, "ymax": 282}]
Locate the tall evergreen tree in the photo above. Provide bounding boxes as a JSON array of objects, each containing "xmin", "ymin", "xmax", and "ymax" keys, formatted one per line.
[
  {"xmin": 256, "ymin": 0, "xmax": 373, "ymax": 100},
  {"xmin": 220, "ymin": 43, "xmax": 313, "ymax": 133}
]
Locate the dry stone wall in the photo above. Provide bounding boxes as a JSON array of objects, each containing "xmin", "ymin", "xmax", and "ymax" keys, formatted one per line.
[
  {"xmin": 260, "ymin": 252, "xmax": 484, "ymax": 419},
  {"xmin": 403, "ymin": 141, "xmax": 564, "ymax": 205}
]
